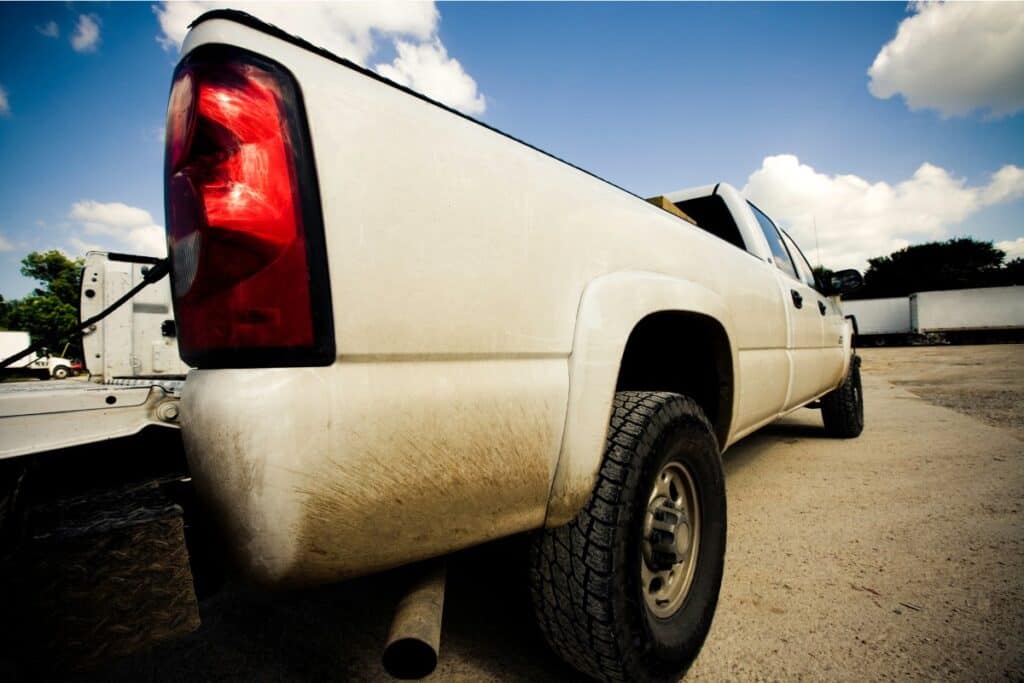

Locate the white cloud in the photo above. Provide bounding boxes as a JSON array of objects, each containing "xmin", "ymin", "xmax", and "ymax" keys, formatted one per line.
[
  {"xmin": 152, "ymin": 1, "xmax": 486, "ymax": 114},
  {"xmin": 996, "ymin": 238, "xmax": 1024, "ymax": 261},
  {"xmin": 376, "ymin": 40, "xmax": 485, "ymax": 114},
  {"xmin": 0, "ymin": 232, "xmax": 14, "ymax": 252},
  {"xmin": 868, "ymin": 2, "xmax": 1024, "ymax": 118},
  {"xmin": 742, "ymin": 154, "xmax": 1024, "ymax": 271},
  {"xmin": 0, "ymin": 84, "xmax": 9, "ymax": 117},
  {"xmin": 155, "ymin": 1, "xmax": 435, "ymax": 62},
  {"xmin": 67, "ymin": 236, "xmax": 105, "ymax": 256},
  {"xmin": 68, "ymin": 200, "xmax": 166, "ymax": 257},
  {"xmin": 71, "ymin": 14, "xmax": 101, "ymax": 53},
  {"xmin": 36, "ymin": 20, "xmax": 60, "ymax": 39},
  {"xmin": 982, "ymin": 165, "xmax": 1024, "ymax": 205}
]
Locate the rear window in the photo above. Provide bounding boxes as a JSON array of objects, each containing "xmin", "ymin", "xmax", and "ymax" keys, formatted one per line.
[{"xmin": 674, "ymin": 195, "xmax": 746, "ymax": 250}]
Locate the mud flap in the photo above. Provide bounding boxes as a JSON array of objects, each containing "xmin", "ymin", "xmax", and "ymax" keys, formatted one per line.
[{"xmin": 10, "ymin": 482, "xmax": 200, "ymax": 673}]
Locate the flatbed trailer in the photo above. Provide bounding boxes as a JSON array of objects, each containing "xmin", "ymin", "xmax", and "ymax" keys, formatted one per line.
[
  {"xmin": 0, "ymin": 253, "xmax": 200, "ymax": 675},
  {"xmin": 0, "ymin": 378, "xmax": 182, "ymax": 461},
  {"xmin": 0, "ymin": 376, "xmax": 200, "ymax": 675}
]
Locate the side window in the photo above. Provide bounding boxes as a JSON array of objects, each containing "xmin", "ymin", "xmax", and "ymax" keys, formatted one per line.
[
  {"xmin": 780, "ymin": 230, "xmax": 818, "ymax": 290},
  {"xmin": 749, "ymin": 202, "xmax": 798, "ymax": 280}
]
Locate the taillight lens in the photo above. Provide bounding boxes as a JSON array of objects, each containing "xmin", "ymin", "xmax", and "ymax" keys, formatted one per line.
[{"xmin": 165, "ymin": 46, "xmax": 333, "ymax": 367}]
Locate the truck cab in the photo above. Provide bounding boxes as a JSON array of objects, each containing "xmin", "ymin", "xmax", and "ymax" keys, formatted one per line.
[{"xmin": 667, "ymin": 183, "xmax": 853, "ymax": 431}]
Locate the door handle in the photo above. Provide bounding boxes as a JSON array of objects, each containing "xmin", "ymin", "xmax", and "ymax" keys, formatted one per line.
[
  {"xmin": 818, "ymin": 300, "xmax": 827, "ymax": 315},
  {"xmin": 790, "ymin": 289, "xmax": 803, "ymax": 308}
]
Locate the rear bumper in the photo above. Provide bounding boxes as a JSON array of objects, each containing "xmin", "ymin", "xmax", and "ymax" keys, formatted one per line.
[{"xmin": 180, "ymin": 358, "xmax": 567, "ymax": 586}]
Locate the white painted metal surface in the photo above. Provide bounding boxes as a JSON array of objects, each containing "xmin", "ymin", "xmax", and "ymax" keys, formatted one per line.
[
  {"xmin": 0, "ymin": 379, "xmax": 181, "ymax": 460},
  {"xmin": 911, "ymin": 286, "xmax": 1024, "ymax": 333},
  {"xmin": 80, "ymin": 252, "xmax": 190, "ymax": 380},
  {"xmin": 176, "ymin": 15, "xmax": 855, "ymax": 585},
  {"xmin": 841, "ymin": 298, "xmax": 912, "ymax": 336}
]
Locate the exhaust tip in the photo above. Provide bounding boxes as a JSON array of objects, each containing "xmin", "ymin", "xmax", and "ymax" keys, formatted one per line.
[
  {"xmin": 382, "ymin": 637, "xmax": 438, "ymax": 680},
  {"xmin": 381, "ymin": 560, "xmax": 446, "ymax": 680}
]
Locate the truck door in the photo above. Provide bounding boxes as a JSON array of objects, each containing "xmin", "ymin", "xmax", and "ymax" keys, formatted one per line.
[
  {"xmin": 749, "ymin": 205, "xmax": 825, "ymax": 409},
  {"xmin": 781, "ymin": 230, "xmax": 846, "ymax": 392}
]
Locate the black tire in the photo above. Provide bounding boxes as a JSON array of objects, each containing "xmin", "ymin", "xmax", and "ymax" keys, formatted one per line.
[
  {"xmin": 530, "ymin": 391, "xmax": 726, "ymax": 683},
  {"xmin": 821, "ymin": 355, "xmax": 864, "ymax": 438},
  {"xmin": 51, "ymin": 366, "xmax": 70, "ymax": 380}
]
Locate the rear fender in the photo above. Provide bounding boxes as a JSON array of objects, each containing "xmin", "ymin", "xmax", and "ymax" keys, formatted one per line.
[{"xmin": 544, "ymin": 271, "xmax": 736, "ymax": 526}]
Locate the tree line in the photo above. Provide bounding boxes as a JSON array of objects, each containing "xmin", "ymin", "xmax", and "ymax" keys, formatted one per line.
[{"xmin": 815, "ymin": 237, "xmax": 1023, "ymax": 300}]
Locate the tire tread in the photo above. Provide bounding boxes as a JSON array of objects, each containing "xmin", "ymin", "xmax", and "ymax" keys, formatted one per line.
[
  {"xmin": 530, "ymin": 391, "xmax": 718, "ymax": 683},
  {"xmin": 821, "ymin": 355, "xmax": 864, "ymax": 438}
]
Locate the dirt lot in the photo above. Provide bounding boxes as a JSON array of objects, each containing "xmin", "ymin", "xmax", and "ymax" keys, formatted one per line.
[
  {"xmin": 860, "ymin": 344, "xmax": 1024, "ymax": 439},
  {"xmin": 75, "ymin": 345, "xmax": 1023, "ymax": 682}
]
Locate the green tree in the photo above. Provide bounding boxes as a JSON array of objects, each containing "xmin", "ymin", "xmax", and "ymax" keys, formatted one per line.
[
  {"xmin": 998, "ymin": 257, "xmax": 1024, "ymax": 286},
  {"xmin": 4, "ymin": 250, "xmax": 84, "ymax": 359},
  {"xmin": 812, "ymin": 265, "xmax": 834, "ymax": 291},
  {"xmin": 21, "ymin": 250, "xmax": 84, "ymax": 304},
  {"xmin": 848, "ymin": 237, "xmax": 1008, "ymax": 299}
]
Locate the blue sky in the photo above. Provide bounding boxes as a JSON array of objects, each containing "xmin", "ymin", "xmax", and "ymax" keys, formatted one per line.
[{"xmin": 1, "ymin": 1, "xmax": 1022, "ymax": 298}]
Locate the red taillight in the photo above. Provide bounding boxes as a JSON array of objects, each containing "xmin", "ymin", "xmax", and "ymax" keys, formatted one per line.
[{"xmin": 165, "ymin": 46, "xmax": 333, "ymax": 367}]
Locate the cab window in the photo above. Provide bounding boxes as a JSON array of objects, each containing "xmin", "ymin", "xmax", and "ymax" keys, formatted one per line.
[
  {"xmin": 749, "ymin": 202, "xmax": 798, "ymax": 280},
  {"xmin": 780, "ymin": 230, "xmax": 818, "ymax": 290}
]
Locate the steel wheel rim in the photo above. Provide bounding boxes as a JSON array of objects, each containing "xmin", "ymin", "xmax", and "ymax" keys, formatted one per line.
[{"xmin": 640, "ymin": 461, "xmax": 700, "ymax": 619}]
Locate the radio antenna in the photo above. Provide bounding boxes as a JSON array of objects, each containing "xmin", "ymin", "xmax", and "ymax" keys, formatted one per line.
[{"xmin": 813, "ymin": 215, "xmax": 821, "ymax": 267}]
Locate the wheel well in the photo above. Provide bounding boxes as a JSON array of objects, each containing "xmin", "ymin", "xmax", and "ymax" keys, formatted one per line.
[{"xmin": 615, "ymin": 311, "xmax": 733, "ymax": 446}]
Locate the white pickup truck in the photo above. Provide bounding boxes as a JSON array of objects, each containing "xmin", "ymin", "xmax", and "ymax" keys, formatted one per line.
[
  {"xmin": 0, "ymin": 332, "xmax": 75, "ymax": 380},
  {"xmin": 163, "ymin": 11, "xmax": 865, "ymax": 682}
]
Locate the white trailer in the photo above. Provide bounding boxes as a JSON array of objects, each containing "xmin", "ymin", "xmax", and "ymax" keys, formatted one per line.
[
  {"xmin": 80, "ymin": 252, "xmax": 190, "ymax": 380},
  {"xmin": 840, "ymin": 297, "xmax": 912, "ymax": 343},
  {"xmin": 0, "ymin": 254, "xmax": 193, "ymax": 671},
  {"xmin": 911, "ymin": 286, "xmax": 1024, "ymax": 333}
]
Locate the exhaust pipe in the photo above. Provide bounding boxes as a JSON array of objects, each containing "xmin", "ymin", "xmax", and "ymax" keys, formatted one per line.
[{"xmin": 382, "ymin": 560, "xmax": 447, "ymax": 679}]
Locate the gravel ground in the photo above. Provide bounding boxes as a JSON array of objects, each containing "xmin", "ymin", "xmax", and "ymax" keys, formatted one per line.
[
  {"xmin": 70, "ymin": 345, "xmax": 1024, "ymax": 682},
  {"xmin": 859, "ymin": 344, "xmax": 1024, "ymax": 438}
]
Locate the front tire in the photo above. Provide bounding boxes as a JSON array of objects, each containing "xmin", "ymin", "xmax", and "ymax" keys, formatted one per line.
[
  {"xmin": 51, "ymin": 366, "xmax": 70, "ymax": 380},
  {"xmin": 530, "ymin": 391, "xmax": 726, "ymax": 683},
  {"xmin": 821, "ymin": 355, "xmax": 864, "ymax": 438}
]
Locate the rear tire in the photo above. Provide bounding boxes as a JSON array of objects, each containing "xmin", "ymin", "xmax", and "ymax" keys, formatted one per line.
[
  {"xmin": 530, "ymin": 391, "xmax": 726, "ymax": 683},
  {"xmin": 51, "ymin": 366, "xmax": 70, "ymax": 380},
  {"xmin": 821, "ymin": 355, "xmax": 864, "ymax": 438}
]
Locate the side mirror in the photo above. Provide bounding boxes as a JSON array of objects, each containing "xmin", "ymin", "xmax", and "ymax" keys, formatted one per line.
[{"xmin": 827, "ymin": 269, "xmax": 863, "ymax": 296}]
